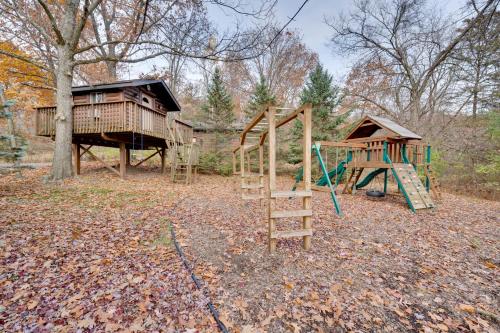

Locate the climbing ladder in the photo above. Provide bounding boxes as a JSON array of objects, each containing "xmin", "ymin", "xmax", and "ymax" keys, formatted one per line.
[
  {"xmin": 424, "ymin": 164, "xmax": 442, "ymax": 199},
  {"xmin": 240, "ymin": 144, "xmax": 265, "ymax": 204},
  {"xmin": 269, "ymin": 189, "xmax": 313, "ymax": 240},
  {"xmin": 343, "ymin": 167, "xmax": 364, "ymax": 194},
  {"xmin": 391, "ymin": 163, "xmax": 435, "ymax": 211}
]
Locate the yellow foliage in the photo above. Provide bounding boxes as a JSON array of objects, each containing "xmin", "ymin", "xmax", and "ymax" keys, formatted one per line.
[{"xmin": 0, "ymin": 42, "xmax": 55, "ymax": 108}]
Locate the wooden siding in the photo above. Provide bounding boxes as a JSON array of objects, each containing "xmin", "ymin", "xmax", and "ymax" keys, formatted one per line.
[{"xmin": 36, "ymin": 101, "xmax": 192, "ymax": 144}]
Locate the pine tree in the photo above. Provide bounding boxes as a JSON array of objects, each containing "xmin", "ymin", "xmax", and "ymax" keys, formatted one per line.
[
  {"xmin": 201, "ymin": 67, "xmax": 235, "ymax": 130},
  {"xmin": 288, "ymin": 64, "xmax": 346, "ymax": 164},
  {"xmin": 246, "ymin": 75, "xmax": 276, "ymax": 118}
]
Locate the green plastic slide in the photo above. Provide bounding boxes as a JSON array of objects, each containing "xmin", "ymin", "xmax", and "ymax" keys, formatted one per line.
[
  {"xmin": 315, "ymin": 161, "xmax": 347, "ymax": 186},
  {"xmin": 355, "ymin": 168, "xmax": 386, "ymax": 189}
]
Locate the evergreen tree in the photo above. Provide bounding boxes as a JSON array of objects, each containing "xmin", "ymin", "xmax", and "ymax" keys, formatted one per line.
[
  {"xmin": 201, "ymin": 67, "xmax": 235, "ymax": 130},
  {"xmin": 288, "ymin": 64, "xmax": 346, "ymax": 164},
  {"xmin": 246, "ymin": 75, "xmax": 276, "ymax": 118}
]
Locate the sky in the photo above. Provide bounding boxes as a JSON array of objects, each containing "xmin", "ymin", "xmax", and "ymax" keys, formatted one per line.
[{"xmin": 129, "ymin": 0, "xmax": 469, "ymax": 85}]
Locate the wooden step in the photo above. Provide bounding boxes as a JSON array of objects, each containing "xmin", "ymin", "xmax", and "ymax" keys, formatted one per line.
[
  {"xmin": 270, "ymin": 229, "xmax": 313, "ymax": 239},
  {"xmin": 241, "ymin": 184, "xmax": 263, "ymax": 189},
  {"xmin": 241, "ymin": 173, "xmax": 262, "ymax": 178},
  {"xmin": 270, "ymin": 209, "xmax": 312, "ymax": 218},
  {"xmin": 270, "ymin": 190, "xmax": 312, "ymax": 198},
  {"xmin": 242, "ymin": 194, "xmax": 264, "ymax": 200}
]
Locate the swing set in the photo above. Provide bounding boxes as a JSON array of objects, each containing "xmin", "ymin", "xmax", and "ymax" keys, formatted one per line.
[{"xmin": 294, "ymin": 115, "xmax": 441, "ymax": 214}]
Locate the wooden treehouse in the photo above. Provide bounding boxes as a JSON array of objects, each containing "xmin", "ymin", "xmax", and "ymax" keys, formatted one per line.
[
  {"xmin": 297, "ymin": 115, "xmax": 441, "ymax": 214},
  {"xmin": 35, "ymin": 79, "xmax": 197, "ymax": 179}
]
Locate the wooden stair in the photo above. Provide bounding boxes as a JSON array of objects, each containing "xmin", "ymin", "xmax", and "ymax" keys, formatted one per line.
[
  {"xmin": 343, "ymin": 167, "xmax": 364, "ymax": 194},
  {"xmin": 392, "ymin": 163, "xmax": 435, "ymax": 211}
]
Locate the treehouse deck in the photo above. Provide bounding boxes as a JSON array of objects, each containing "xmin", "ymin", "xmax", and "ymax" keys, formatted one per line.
[{"xmin": 36, "ymin": 101, "xmax": 193, "ymax": 149}]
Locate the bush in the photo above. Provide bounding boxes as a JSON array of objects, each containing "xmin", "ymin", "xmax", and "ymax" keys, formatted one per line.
[{"xmin": 199, "ymin": 152, "xmax": 232, "ymax": 176}]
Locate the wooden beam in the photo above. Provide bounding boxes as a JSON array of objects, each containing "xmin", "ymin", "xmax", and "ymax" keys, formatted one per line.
[
  {"xmin": 73, "ymin": 144, "xmax": 81, "ymax": 175},
  {"xmin": 161, "ymin": 147, "xmax": 167, "ymax": 174},
  {"xmin": 317, "ymin": 141, "xmax": 367, "ymax": 149},
  {"xmin": 84, "ymin": 148, "xmax": 121, "ymax": 177},
  {"xmin": 240, "ymin": 107, "xmax": 268, "ymax": 145},
  {"xmin": 119, "ymin": 143, "xmax": 127, "ymax": 179},
  {"xmin": 126, "ymin": 148, "xmax": 131, "ymax": 167},
  {"xmin": 302, "ymin": 105, "xmax": 312, "ymax": 250},
  {"xmin": 267, "ymin": 107, "xmax": 277, "ymax": 253},
  {"xmin": 259, "ymin": 104, "xmax": 311, "ymax": 145},
  {"xmin": 133, "ymin": 150, "xmax": 160, "ymax": 167}
]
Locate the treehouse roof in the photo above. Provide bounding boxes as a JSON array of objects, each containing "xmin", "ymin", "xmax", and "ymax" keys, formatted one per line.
[
  {"xmin": 345, "ymin": 115, "xmax": 422, "ymax": 141},
  {"xmin": 72, "ymin": 79, "xmax": 181, "ymax": 111}
]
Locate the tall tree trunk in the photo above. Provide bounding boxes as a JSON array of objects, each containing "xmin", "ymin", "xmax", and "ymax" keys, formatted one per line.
[
  {"xmin": 51, "ymin": 46, "xmax": 74, "ymax": 180},
  {"xmin": 106, "ymin": 60, "xmax": 118, "ymax": 81}
]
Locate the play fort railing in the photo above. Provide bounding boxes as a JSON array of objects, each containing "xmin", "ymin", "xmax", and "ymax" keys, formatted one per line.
[
  {"xmin": 36, "ymin": 101, "xmax": 193, "ymax": 143},
  {"xmin": 341, "ymin": 138, "xmax": 430, "ymax": 168}
]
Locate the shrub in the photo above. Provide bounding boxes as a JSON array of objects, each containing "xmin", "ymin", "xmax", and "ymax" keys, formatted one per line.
[{"xmin": 199, "ymin": 152, "xmax": 232, "ymax": 176}]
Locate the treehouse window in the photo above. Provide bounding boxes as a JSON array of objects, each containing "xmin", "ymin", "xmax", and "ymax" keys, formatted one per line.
[
  {"xmin": 90, "ymin": 93, "xmax": 103, "ymax": 118},
  {"xmin": 141, "ymin": 94, "xmax": 153, "ymax": 109},
  {"xmin": 91, "ymin": 92, "xmax": 104, "ymax": 103}
]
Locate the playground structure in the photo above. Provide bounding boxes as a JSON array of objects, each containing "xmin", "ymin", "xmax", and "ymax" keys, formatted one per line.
[
  {"xmin": 295, "ymin": 115, "xmax": 441, "ymax": 214},
  {"xmin": 235, "ymin": 104, "xmax": 313, "ymax": 253}
]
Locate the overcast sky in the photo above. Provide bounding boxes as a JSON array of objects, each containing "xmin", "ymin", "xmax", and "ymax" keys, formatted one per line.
[{"xmin": 129, "ymin": 0, "xmax": 469, "ymax": 84}]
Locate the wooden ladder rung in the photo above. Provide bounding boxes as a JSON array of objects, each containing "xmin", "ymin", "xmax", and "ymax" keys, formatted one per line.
[
  {"xmin": 241, "ymin": 173, "xmax": 261, "ymax": 178},
  {"xmin": 270, "ymin": 190, "xmax": 312, "ymax": 198},
  {"xmin": 242, "ymin": 194, "xmax": 264, "ymax": 200},
  {"xmin": 271, "ymin": 209, "xmax": 312, "ymax": 218},
  {"xmin": 241, "ymin": 184, "xmax": 263, "ymax": 189},
  {"xmin": 270, "ymin": 229, "xmax": 313, "ymax": 239}
]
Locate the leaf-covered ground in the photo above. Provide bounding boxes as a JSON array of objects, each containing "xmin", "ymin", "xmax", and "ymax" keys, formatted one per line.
[{"xmin": 1, "ymin": 166, "xmax": 499, "ymax": 332}]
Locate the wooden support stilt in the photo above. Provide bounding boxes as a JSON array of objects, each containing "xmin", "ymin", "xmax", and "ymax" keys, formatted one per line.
[
  {"xmin": 119, "ymin": 142, "xmax": 126, "ymax": 179},
  {"xmin": 126, "ymin": 148, "xmax": 131, "ymax": 167},
  {"xmin": 73, "ymin": 144, "xmax": 81, "ymax": 175},
  {"xmin": 161, "ymin": 147, "xmax": 167, "ymax": 174}
]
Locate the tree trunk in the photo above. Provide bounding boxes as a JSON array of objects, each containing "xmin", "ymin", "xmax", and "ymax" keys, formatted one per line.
[
  {"xmin": 106, "ymin": 60, "xmax": 118, "ymax": 81},
  {"xmin": 51, "ymin": 46, "xmax": 74, "ymax": 180}
]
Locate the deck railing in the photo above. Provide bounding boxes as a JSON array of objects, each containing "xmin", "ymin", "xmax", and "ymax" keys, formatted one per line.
[{"xmin": 36, "ymin": 101, "xmax": 193, "ymax": 143}]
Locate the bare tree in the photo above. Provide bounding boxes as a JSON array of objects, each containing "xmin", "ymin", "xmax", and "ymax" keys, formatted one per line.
[
  {"xmin": 0, "ymin": 0, "xmax": 277, "ymax": 180},
  {"xmin": 451, "ymin": 7, "xmax": 499, "ymax": 118},
  {"xmin": 328, "ymin": 0, "xmax": 498, "ymax": 130}
]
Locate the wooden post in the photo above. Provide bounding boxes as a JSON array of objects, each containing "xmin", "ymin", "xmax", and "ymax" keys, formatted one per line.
[
  {"xmin": 73, "ymin": 144, "xmax": 81, "ymax": 175},
  {"xmin": 232, "ymin": 151, "xmax": 237, "ymax": 175},
  {"xmin": 247, "ymin": 152, "xmax": 251, "ymax": 174},
  {"xmin": 126, "ymin": 148, "xmax": 131, "ymax": 167},
  {"xmin": 259, "ymin": 144, "xmax": 264, "ymax": 208},
  {"xmin": 240, "ymin": 142, "xmax": 245, "ymax": 193},
  {"xmin": 267, "ymin": 107, "xmax": 277, "ymax": 253},
  {"xmin": 119, "ymin": 142, "xmax": 127, "ymax": 179},
  {"xmin": 302, "ymin": 105, "xmax": 312, "ymax": 250},
  {"xmin": 161, "ymin": 147, "xmax": 167, "ymax": 174}
]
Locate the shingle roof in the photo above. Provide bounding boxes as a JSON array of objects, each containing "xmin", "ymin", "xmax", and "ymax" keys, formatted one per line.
[
  {"xmin": 72, "ymin": 79, "xmax": 181, "ymax": 111},
  {"xmin": 345, "ymin": 115, "xmax": 422, "ymax": 140}
]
